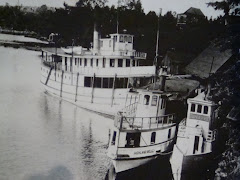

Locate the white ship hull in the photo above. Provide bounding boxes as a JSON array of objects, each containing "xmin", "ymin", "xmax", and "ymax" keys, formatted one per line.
[
  {"xmin": 41, "ymin": 65, "xmax": 129, "ymax": 117},
  {"xmin": 170, "ymin": 145, "xmax": 212, "ymax": 180},
  {"xmin": 113, "ymin": 155, "xmax": 157, "ymax": 173}
]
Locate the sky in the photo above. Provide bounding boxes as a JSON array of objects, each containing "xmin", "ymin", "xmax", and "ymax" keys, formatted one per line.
[{"xmin": 0, "ymin": 0, "xmax": 223, "ymax": 18}]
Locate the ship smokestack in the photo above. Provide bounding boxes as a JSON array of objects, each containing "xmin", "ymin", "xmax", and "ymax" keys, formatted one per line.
[
  {"xmin": 159, "ymin": 75, "xmax": 166, "ymax": 91},
  {"xmin": 93, "ymin": 24, "xmax": 99, "ymax": 52},
  {"xmin": 158, "ymin": 66, "xmax": 167, "ymax": 91}
]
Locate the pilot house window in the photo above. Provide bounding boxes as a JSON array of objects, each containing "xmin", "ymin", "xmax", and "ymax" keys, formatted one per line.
[
  {"xmin": 120, "ymin": 35, "xmax": 123, "ymax": 42},
  {"xmin": 204, "ymin": 106, "xmax": 208, "ymax": 114},
  {"xmin": 151, "ymin": 95, "xmax": 158, "ymax": 106},
  {"xmin": 191, "ymin": 104, "xmax": 196, "ymax": 112},
  {"xmin": 197, "ymin": 105, "xmax": 202, "ymax": 113},
  {"xmin": 128, "ymin": 36, "xmax": 132, "ymax": 43},
  {"xmin": 144, "ymin": 95, "xmax": 150, "ymax": 105}
]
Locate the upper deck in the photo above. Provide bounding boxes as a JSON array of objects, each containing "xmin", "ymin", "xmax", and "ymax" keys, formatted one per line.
[{"xmin": 114, "ymin": 90, "xmax": 176, "ymax": 131}]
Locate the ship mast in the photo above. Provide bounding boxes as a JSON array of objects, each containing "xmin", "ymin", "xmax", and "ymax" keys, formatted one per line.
[
  {"xmin": 154, "ymin": 8, "xmax": 162, "ymax": 66},
  {"xmin": 154, "ymin": 9, "xmax": 162, "ymax": 89},
  {"xmin": 117, "ymin": 0, "xmax": 120, "ymax": 34}
]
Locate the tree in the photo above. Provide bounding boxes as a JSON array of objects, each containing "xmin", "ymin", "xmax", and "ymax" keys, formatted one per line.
[
  {"xmin": 207, "ymin": 0, "xmax": 240, "ymax": 16},
  {"xmin": 118, "ymin": 0, "xmax": 143, "ymax": 12},
  {"xmin": 76, "ymin": 0, "xmax": 107, "ymax": 8}
]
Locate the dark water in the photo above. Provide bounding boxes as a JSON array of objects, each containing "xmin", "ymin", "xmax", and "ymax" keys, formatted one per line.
[
  {"xmin": 0, "ymin": 46, "xmax": 113, "ymax": 180},
  {"xmin": 105, "ymin": 155, "xmax": 173, "ymax": 180}
]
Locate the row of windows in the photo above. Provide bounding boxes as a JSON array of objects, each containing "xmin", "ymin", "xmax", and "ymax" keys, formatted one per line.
[
  {"xmin": 65, "ymin": 57, "xmax": 138, "ymax": 68},
  {"xmin": 139, "ymin": 95, "xmax": 166, "ymax": 109},
  {"xmin": 111, "ymin": 129, "xmax": 172, "ymax": 147},
  {"xmin": 191, "ymin": 103, "xmax": 209, "ymax": 114},
  {"xmin": 84, "ymin": 77, "xmax": 129, "ymax": 89}
]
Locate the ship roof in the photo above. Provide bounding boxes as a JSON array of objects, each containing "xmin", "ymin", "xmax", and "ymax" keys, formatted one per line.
[
  {"xmin": 188, "ymin": 91, "xmax": 215, "ymax": 106},
  {"xmin": 142, "ymin": 77, "xmax": 200, "ymax": 100},
  {"xmin": 110, "ymin": 33, "xmax": 134, "ymax": 36}
]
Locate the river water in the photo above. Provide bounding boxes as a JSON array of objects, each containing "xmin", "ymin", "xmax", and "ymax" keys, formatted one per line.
[{"xmin": 0, "ymin": 46, "xmax": 114, "ymax": 180}]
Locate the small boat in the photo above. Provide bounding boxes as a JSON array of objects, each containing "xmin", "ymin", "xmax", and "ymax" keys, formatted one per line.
[
  {"xmin": 107, "ymin": 82, "xmax": 177, "ymax": 173},
  {"xmin": 170, "ymin": 88, "xmax": 219, "ymax": 180}
]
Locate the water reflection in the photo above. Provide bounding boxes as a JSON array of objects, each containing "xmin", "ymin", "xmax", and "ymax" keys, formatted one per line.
[{"xmin": 27, "ymin": 166, "xmax": 73, "ymax": 180}]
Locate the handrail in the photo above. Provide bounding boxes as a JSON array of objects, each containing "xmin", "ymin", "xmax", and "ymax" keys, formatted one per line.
[{"xmin": 114, "ymin": 113, "xmax": 175, "ymax": 130}]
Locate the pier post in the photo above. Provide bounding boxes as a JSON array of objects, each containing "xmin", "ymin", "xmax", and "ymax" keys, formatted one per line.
[
  {"xmin": 75, "ymin": 72, "xmax": 79, "ymax": 102},
  {"xmin": 91, "ymin": 73, "xmax": 95, "ymax": 103},
  {"xmin": 60, "ymin": 70, "xmax": 64, "ymax": 97},
  {"xmin": 111, "ymin": 74, "xmax": 117, "ymax": 107}
]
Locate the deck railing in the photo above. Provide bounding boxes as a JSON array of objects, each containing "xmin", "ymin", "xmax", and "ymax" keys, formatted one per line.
[
  {"xmin": 121, "ymin": 102, "xmax": 138, "ymax": 116},
  {"xmin": 42, "ymin": 60, "xmax": 62, "ymax": 71},
  {"xmin": 114, "ymin": 113, "xmax": 175, "ymax": 130}
]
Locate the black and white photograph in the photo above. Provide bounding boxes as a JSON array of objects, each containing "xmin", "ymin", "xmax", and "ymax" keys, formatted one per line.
[{"xmin": 0, "ymin": 0, "xmax": 239, "ymax": 179}]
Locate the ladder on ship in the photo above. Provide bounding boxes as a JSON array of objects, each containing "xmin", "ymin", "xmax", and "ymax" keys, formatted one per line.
[
  {"xmin": 45, "ymin": 67, "xmax": 53, "ymax": 85},
  {"xmin": 75, "ymin": 73, "xmax": 79, "ymax": 102}
]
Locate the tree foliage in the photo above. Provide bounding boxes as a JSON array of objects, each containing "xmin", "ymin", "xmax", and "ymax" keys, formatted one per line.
[{"xmin": 207, "ymin": 0, "xmax": 240, "ymax": 16}]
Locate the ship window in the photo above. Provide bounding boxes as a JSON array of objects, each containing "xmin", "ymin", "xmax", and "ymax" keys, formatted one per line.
[
  {"xmin": 84, "ymin": 77, "xmax": 92, "ymax": 87},
  {"xmin": 84, "ymin": 58, "xmax": 87, "ymax": 66},
  {"xmin": 151, "ymin": 95, "xmax": 158, "ymax": 106},
  {"xmin": 124, "ymin": 36, "xmax": 127, "ymax": 42},
  {"xmin": 109, "ymin": 40, "xmax": 111, "ymax": 47},
  {"xmin": 144, "ymin": 95, "xmax": 150, "ymax": 105},
  {"xmin": 168, "ymin": 129, "xmax": 171, "ymax": 139},
  {"xmin": 103, "ymin": 78, "xmax": 109, "ymax": 88},
  {"xmin": 109, "ymin": 78, "xmax": 113, "ymax": 88},
  {"xmin": 110, "ymin": 59, "xmax": 115, "ymax": 67},
  {"xmin": 120, "ymin": 35, "xmax": 123, "ymax": 42},
  {"xmin": 128, "ymin": 36, "xmax": 132, "ymax": 43},
  {"xmin": 115, "ymin": 78, "xmax": 124, "ymax": 88},
  {"xmin": 151, "ymin": 132, "xmax": 156, "ymax": 144},
  {"xmin": 191, "ymin": 104, "xmax": 196, "ymax": 112},
  {"xmin": 126, "ymin": 59, "xmax": 130, "ymax": 67},
  {"xmin": 80, "ymin": 58, "xmax": 82, "ymax": 66},
  {"xmin": 75, "ymin": 58, "xmax": 77, "ymax": 65},
  {"xmin": 118, "ymin": 59, "xmax": 123, "ymax": 67},
  {"xmin": 197, "ymin": 105, "xmax": 202, "ymax": 113},
  {"xmin": 204, "ymin": 106, "xmax": 208, "ymax": 114},
  {"xmin": 94, "ymin": 77, "xmax": 101, "ymax": 88},
  {"xmin": 114, "ymin": 35, "xmax": 117, "ymax": 42},
  {"xmin": 111, "ymin": 131, "xmax": 117, "ymax": 145},
  {"xmin": 91, "ymin": 59, "xmax": 93, "ymax": 67},
  {"xmin": 96, "ymin": 59, "xmax": 99, "ymax": 67},
  {"xmin": 125, "ymin": 132, "xmax": 141, "ymax": 148},
  {"xmin": 103, "ymin": 58, "xmax": 105, "ymax": 68}
]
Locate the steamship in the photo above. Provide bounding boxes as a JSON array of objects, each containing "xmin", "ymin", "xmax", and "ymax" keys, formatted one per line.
[
  {"xmin": 40, "ymin": 27, "xmax": 155, "ymax": 116},
  {"xmin": 107, "ymin": 71, "xmax": 177, "ymax": 173}
]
